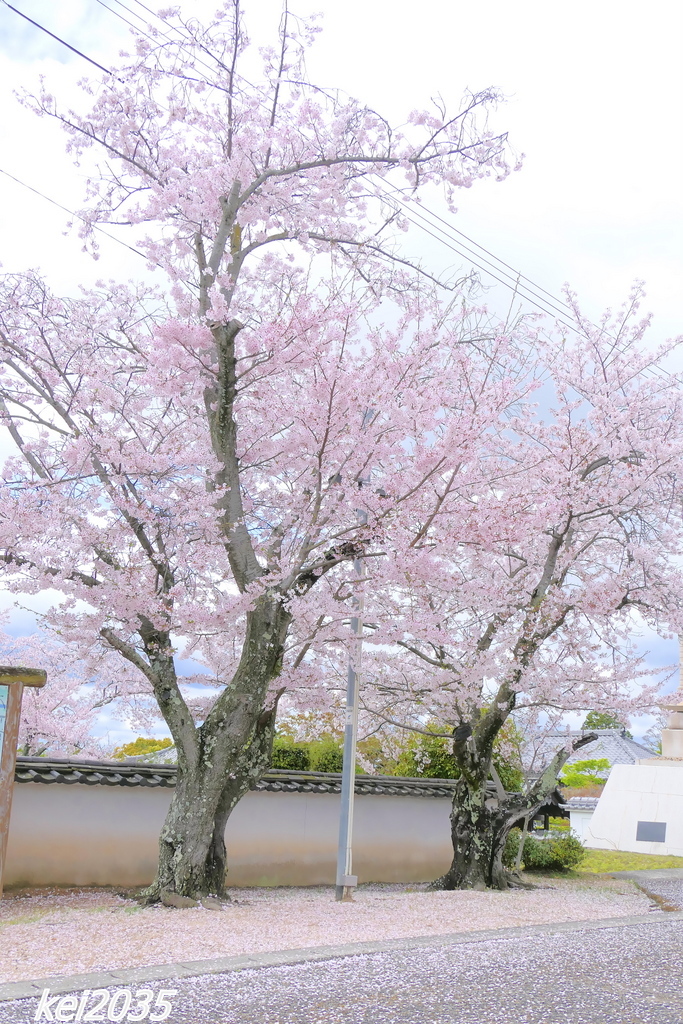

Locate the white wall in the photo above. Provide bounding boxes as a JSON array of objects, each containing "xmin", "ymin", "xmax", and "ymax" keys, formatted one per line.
[
  {"xmin": 585, "ymin": 764, "xmax": 683, "ymax": 856},
  {"xmin": 568, "ymin": 808, "xmax": 595, "ymax": 846},
  {"xmin": 5, "ymin": 782, "xmax": 454, "ymax": 887}
]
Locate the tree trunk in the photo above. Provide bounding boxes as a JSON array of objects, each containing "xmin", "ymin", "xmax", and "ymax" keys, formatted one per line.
[
  {"xmin": 435, "ymin": 773, "xmax": 514, "ymax": 890},
  {"xmin": 147, "ymin": 755, "xmax": 267, "ymax": 900},
  {"xmin": 140, "ymin": 592, "xmax": 290, "ymax": 903},
  {"xmin": 433, "ymin": 731, "xmax": 599, "ymax": 891}
]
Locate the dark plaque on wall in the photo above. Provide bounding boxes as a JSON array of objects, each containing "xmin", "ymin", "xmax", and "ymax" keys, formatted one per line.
[{"xmin": 636, "ymin": 820, "xmax": 667, "ymax": 843}]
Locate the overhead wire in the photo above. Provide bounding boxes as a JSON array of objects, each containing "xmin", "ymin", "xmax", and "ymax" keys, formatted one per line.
[
  {"xmin": 0, "ymin": 0, "xmax": 113, "ymax": 75},
  {"xmin": 374, "ymin": 189, "xmax": 578, "ymax": 329},
  {"xmin": 371, "ymin": 181, "xmax": 678, "ymax": 384},
  {"xmin": 375, "ymin": 183, "xmax": 575, "ymax": 321},
  {"xmin": 0, "ymin": 167, "xmax": 153, "ymax": 264},
  {"xmin": 93, "ymin": 0, "xmax": 229, "ymax": 86},
  {"xmin": 2, "ymin": 0, "xmax": 679, "ymax": 386},
  {"xmin": 95, "ymin": 0, "xmax": 272, "ymax": 110},
  {"xmin": 380, "ymin": 181, "xmax": 576, "ymax": 314}
]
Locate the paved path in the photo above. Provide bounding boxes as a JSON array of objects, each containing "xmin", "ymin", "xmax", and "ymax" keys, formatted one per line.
[
  {"xmin": 610, "ymin": 868, "xmax": 683, "ymax": 912},
  {"xmin": 1, "ymin": 913, "xmax": 682, "ymax": 1024}
]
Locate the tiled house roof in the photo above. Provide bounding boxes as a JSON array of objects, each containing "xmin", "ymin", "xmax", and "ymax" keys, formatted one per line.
[
  {"xmin": 565, "ymin": 796, "xmax": 600, "ymax": 810},
  {"xmin": 565, "ymin": 729, "xmax": 653, "ymax": 770}
]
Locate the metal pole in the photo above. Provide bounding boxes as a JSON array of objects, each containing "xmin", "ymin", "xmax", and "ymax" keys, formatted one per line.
[
  {"xmin": 335, "ymin": 551, "xmax": 364, "ymax": 901},
  {"xmin": 335, "ymin": 409, "xmax": 374, "ymax": 902}
]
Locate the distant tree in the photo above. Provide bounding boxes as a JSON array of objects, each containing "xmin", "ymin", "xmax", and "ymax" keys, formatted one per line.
[
  {"xmin": 112, "ymin": 737, "xmax": 174, "ymax": 760},
  {"xmin": 560, "ymin": 758, "xmax": 611, "ymax": 788},
  {"xmin": 389, "ymin": 720, "xmax": 523, "ymax": 789},
  {"xmin": 309, "ymin": 740, "xmax": 345, "ymax": 773},
  {"xmin": 1, "ymin": 631, "xmax": 141, "ymax": 758},
  {"xmin": 582, "ymin": 711, "xmax": 632, "ymax": 738},
  {"xmin": 270, "ymin": 736, "xmax": 311, "ymax": 770}
]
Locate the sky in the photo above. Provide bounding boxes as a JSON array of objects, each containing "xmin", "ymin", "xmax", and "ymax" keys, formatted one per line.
[{"xmin": 0, "ymin": 0, "xmax": 681, "ymax": 744}]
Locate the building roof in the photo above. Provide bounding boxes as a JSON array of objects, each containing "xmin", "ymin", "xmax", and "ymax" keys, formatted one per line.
[
  {"xmin": 565, "ymin": 729, "xmax": 653, "ymax": 769},
  {"xmin": 565, "ymin": 796, "xmax": 600, "ymax": 810}
]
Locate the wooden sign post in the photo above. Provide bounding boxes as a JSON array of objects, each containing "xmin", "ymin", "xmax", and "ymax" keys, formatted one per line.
[{"xmin": 0, "ymin": 666, "xmax": 47, "ymax": 898}]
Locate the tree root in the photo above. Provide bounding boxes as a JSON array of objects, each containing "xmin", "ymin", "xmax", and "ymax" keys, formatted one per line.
[
  {"xmin": 502, "ymin": 871, "xmax": 553, "ymax": 890},
  {"xmin": 428, "ymin": 869, "xmax": 550, "ymax": 892},
  {"xmin": 124, "ymin": 883, "xmax": 233, "ymax": 908}
]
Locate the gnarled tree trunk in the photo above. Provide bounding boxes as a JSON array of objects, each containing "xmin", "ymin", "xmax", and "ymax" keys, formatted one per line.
[
  {"xmin": 148, "ymin": 716, "xmax": 276, "ymax": 900},
  {"xmin": 433, "ymin": 730, "xmax": 596, "ymax": 891},
  {"xmin": 438, "ymin": 771, "xmax": 513, "ymax": 890}
]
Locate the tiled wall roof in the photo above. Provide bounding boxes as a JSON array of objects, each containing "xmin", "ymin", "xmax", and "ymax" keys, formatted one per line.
[
  {"xmin": 14, "ymin": 756, "xmax": 460, "ymax": 798},
  {"xmin": 14, "ymin": 756, "xmax": 568, "ymax": 816}
]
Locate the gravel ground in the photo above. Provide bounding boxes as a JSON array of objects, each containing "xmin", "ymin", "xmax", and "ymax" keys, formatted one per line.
[
  {"xmin": 0, "ymin": 877, "xmax": 650, "ymax": 984},
  {"xmin": 0, "ymin": 919, "xmax": 681, "ymax": 1024}
]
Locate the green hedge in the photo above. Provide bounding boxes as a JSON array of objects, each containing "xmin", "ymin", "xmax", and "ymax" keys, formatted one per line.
[
  {"xmin": 503, "ymin": 828, "xmax": 586, "ymax": 871},
  {"xmin": 309, "ymin": 740, "xmax": 345, "ymax": 773},
  {"xmin": 270, "ymin": 737, "xmax": 311, "ymax": 770}
]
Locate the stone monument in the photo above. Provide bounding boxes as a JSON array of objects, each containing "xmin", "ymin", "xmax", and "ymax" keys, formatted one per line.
[
  {"xmin": 584, "ymin": 691, "xmax": 683, "ymax": 855},
  {"xmin": 658, "ymin": 701, "xmax": 683, "ymax": 761}
]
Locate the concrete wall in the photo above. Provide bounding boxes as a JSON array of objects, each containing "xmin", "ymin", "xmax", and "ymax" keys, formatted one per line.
[
  {"xmin": 585, "ymin": 764, "xmax": 683, "ymax": 856},
  {"xmin": 4, "ymin": 782, "xmax": 453, "ymax": 888}
]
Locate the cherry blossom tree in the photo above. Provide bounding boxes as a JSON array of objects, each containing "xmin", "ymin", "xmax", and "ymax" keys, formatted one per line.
[
  {"xmin": 0, "ymin": 630, "xmax": 129, "ymax": 758},
  {"xmin": 0, "ymin": 2, "xmax": 518, "ymax": 901},
  {"xmin": 354, "ymin": 290, "xmax": 683, "ymax": 888}
]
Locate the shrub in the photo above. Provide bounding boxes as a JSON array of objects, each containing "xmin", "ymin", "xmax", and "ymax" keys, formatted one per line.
[
  {"xmin": 391, "ymin": 728, "xmax": 460, "ymax": 779},
  {"xmin": 309, "ymin": 740, "xmax": 344, "ymax": 773},
  {"xmin": 503, "ymin": 828, "xmax": 586, "ymax": 871},
  {"xmin": 270, "ymin": 737, "xmax": 311, "ymax": 770}
]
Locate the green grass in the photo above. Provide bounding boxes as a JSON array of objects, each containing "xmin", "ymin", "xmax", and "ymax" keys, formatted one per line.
[
  {"xmin": 0, "ymin": 910, "xmax": 51, "ymax": 928},
  {"xmin": 577, "ymin": 849, "xmax": 683, "ymax": 873}
]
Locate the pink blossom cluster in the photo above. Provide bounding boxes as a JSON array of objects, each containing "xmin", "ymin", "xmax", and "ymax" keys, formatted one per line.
[{"xmin": 0, "ymin": 4, "xmax": 681, "ymax": 756}]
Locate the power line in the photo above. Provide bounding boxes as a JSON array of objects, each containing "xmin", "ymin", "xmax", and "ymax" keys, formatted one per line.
[
  {"xmin": 4, "ymin": 1, "xmax": 678, "ymax": 385},
  {"xmin": 2, "ymin": 0, "xmax": 236, "ymax": 102},
  {"xmin": 373, "ymin": 182, "xmax": 679, "ymax": 384},
  {"xmin": 93, "ymin": 0, "xmax": 234, "ymax": 94},
  {"xmin": 93, "ymin": 0, "xmax": 145, "ymax": 37},
  {"xmin": 95, "ymin": 0, "xmax": 272, "ymax": 110},
  {"xmin": 373, "ymin": 185, "xmax": 586, "ymax": 332},
  {"xmin": 376, "ymin": 184, "xmax": 574, "ymax": 320},
  {"xmin": 1, "ymin": 0, "xmax": 113, "ymax": 76},
  {"xmin": 380, "ymin": 182, "xmax": 576, "ymax": 314},
  {"xmin": 0, "ymin": 166, "xmax": 150, "ymax": 263}
]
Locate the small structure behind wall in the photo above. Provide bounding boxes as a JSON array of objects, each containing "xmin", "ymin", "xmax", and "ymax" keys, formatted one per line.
[{"xmin": 566, "ymin": 797, "xmax": 599, "ymax": 845}]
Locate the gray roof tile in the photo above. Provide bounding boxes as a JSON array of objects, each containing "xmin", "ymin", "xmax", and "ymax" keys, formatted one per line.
[{"xmin": 565, "ymin": 729, "xmax": 653, "ymax": 770}]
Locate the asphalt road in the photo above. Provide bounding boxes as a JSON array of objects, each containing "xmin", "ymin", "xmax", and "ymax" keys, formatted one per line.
[{"xmin": 1, "ymin": 919, "xmax": 682, "ymax": 1024}]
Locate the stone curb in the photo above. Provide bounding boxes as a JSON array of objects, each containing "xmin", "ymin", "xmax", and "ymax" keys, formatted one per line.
[
  {"xmin": 608, "ymin": 868, "xmax": 683, "ymax": 880},
  {"xmin": 2, "ymin": 911, "xmax": 683, "ymax": 1003}
]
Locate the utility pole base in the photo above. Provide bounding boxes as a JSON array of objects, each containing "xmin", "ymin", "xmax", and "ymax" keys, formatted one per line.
[{"xmin": 335, "ymin": 875, "xmax": 358, "ymax": 902}]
